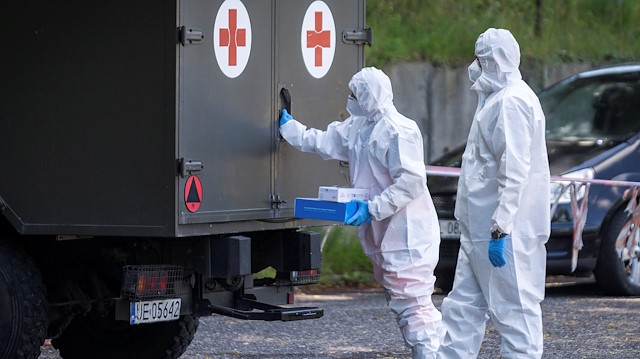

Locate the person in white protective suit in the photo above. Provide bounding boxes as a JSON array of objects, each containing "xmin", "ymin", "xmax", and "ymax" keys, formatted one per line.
[
  {"xmin": 437, "ymin": 28, "xmax": 550, "ymax": 359},
  {"xmin": 279, "ymin": 67, "xmax": 445, "ymax": 358}
]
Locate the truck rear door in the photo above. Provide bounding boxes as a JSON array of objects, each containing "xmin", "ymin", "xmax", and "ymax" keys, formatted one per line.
[
  {"xmin": 178, "ymin": 0, "xmax": 274, "ymax": 226},
  {"xmin": 275, "ymin": 0, "xmax": 366, "ymax": 212},
  {"xmin": 177, "ymin": 0, "xmax": 365, "ymax": 232}
]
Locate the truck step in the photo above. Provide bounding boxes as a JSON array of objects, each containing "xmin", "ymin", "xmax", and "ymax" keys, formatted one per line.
[{"xmin": 208, "ymin": 297, "xmax": 323, "ymax": 322}]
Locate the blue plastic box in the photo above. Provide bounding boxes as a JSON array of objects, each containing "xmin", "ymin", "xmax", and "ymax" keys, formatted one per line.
[{"xmin": 294, "ymin": 198, "xmax": 358, "ymax": 223}]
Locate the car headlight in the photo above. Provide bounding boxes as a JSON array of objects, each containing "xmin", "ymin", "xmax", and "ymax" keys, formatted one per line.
[{"xmin": 550, "ymin": 168, "xmax": 595, "ymax": 205}]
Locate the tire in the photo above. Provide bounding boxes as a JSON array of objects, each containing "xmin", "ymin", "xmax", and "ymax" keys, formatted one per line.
[
  {"xmin": 0, "ymin": 241, "xmax": 48, "ymax": 359},
  {"xmin": 594, "ymin": 206, "xmax": 640, "ymax": 295},
  {"xmin": 52, "ymin": 308, "xmax": 199, "ymax": 359}
]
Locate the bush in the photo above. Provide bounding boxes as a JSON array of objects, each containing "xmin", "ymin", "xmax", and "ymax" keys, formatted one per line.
[
  {"xmin": 317, "ymin": 226, "xmax": 375, "ymax": 286},
  {"xmin": 366, "ymin": 0, "xmax": 640, "ymax": 67}
]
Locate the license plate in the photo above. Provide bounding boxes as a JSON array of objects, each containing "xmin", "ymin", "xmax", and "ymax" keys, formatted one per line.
[
  {"xmin": 130, "ymin": 298, "xmax": 181, "ymax": 325},
  {"xmin": 439, "ymin": 219, "xmax": 461, "ymax": 239}
]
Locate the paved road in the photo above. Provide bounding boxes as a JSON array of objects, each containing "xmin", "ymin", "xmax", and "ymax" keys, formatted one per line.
[{"xmin": 40, "ymin": 277, "xmax": 640, "ymax": 358}]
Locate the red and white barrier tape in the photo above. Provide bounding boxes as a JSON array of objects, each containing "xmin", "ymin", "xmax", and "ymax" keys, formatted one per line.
[
  {"xmin": 569, "ymin": 183, "xmax": 590, "ymax": 272},
  {"xmin": 426, "ymin": 165, "xmax": 640, "ymax": 272}
]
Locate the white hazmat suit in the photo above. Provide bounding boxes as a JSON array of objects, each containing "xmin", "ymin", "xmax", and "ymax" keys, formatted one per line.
[
  {"xmin": 280, "ymin": 67, "xmax": 445, "ymax": 358},
  {"xmin": 437, "ymin": 29, "xmax": 550, "ymax": 359}
]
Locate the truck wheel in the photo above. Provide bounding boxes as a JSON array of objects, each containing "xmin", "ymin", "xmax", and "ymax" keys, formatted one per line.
[
  {"xmin": 0, "ymin": 241, "xmax": 48, "ymax": 359},
  {"xmin": 594, "ymin": 206, "xmax": 640, "ymax": 295},
  {"xmin": 52, "ymin": 309, "xmax": 199, "ymax": 359}
]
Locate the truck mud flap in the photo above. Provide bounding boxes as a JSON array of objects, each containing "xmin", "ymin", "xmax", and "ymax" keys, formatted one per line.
[{"xmin": 207, "ymin": 297, "xmax": 323, "ymax": 322}]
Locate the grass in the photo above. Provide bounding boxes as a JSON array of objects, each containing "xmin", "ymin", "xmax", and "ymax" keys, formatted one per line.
[
  {"xmin": 366, "ymin": 0, "xmax": 640, "ymax": 67},
  {"xmin": 316, "ymin": 226, "xmax": 376, "ymax": 286},
  {"xmin": 252, "ymin": 226, "xmax": 376, "ymax": 287}
]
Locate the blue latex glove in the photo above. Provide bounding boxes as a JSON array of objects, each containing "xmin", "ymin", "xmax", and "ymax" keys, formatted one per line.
[
  {"xmin": 280, "ymin": 109, "xmax": 293, "ymax": 126},
  {"xmin": 346, "ymin": 199, "xmax": 371, "ymax": 226},
  {"xmin": 488, "ymin": 236, "xmax": 507, "ymax": 267}
]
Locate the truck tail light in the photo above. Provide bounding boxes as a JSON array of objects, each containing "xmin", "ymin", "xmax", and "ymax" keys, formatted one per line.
[
  {"xmin": 134, "ymin": 272, "xmax": 165, "ymax": 296},
  {"xmin": 122, "ymin": 265, "xmax": 184, "ymax": 301},
  {"xmin": 160, "ymin": 272, "xmax": 168, "ymax": 291},
  {"xmin": 137, "ymin": 275, "xmax": 146, "ymax": 293},
  {"xmin": 289, "ymin": 269, "xmax": 320, "ymax": 285},
  {"xmin": 149, "ymin": 273, "xmax": 159, "ymax": 292}
]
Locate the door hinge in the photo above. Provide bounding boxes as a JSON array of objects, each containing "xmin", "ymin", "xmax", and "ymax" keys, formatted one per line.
[
  {"xmin": 177, "ymin": 26, "xmax": 204, "ymax": 46},
  {"xmin": 178, "ymin": 158, "xmax": 204, "ymax": 177},
  {"xmin": 342, "ymin": 28, "xmax": 373, "ymax": 47},
  {"xmin": 271, "ymin": 195, "xmax": 287, "ymax": 209}
]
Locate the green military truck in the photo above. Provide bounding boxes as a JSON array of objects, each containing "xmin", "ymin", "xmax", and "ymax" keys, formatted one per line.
[{"xmin": 0, "ymin": 1, "xmax": 370, "ymax": 357}]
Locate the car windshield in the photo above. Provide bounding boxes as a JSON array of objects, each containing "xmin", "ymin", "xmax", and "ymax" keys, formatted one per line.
[{"xmin": 541, "ymin": 75, "xmax": 640, "ymax": 142}]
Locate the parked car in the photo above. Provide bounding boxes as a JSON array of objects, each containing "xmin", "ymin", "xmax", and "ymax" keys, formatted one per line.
[{"xmin": 429, "ymin": 63, "xmax": 640, "ymax": 295}]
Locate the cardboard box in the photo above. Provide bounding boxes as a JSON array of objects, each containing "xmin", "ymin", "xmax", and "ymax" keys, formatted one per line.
[
  {"xmin": 294, "ymin": 198, "xmax": 358, "ymax": 222},
  {"xmin": 317, "ymin": 186, "xmax": 370, "ymax": 203}
]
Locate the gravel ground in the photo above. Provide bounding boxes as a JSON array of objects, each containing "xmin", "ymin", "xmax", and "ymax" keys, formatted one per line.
[{"xmin": 39, "ymin": 276, "xmax": 640, "ymax": 358}]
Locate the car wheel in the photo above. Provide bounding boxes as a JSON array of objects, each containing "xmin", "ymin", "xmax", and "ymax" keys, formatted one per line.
[
  {"xmin": 594, "ymin": 206, "xmax": 640, "ymax": 295},
  {"xmin": 0, "ymin": 241, "xmax": 48, "ymax": 359},
  {"xmin": 53, "ymin": 307, "xmax": 199, "ymax": 359}
]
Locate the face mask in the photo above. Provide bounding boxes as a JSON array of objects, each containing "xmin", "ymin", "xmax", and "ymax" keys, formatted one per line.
[
  {"xmin": 347, "ymin": 96, "xmax": 365, "ymax": 117},
  {"xmin": 468, "ymin": 59, "xmax": 482, "ymax": 83}
]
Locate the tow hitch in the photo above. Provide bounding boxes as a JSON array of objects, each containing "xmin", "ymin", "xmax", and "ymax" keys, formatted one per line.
[{"xmin": 207, "ymin": 297, "xmax": 323, "ymax": 321}]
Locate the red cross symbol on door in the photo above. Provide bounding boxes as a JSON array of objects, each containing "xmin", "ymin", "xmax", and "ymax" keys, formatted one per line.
[
  {"xmin": 219, "ymin": 9, "xmax": 246, "ymax": 66},
  {"xmin": 306, "ymin": 12, "xmax": 331, "ymax": 67}
]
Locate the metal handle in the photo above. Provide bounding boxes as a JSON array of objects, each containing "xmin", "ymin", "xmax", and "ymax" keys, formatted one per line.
[
  {"xmin": 178, "ymin": 26, "xmax": 204, "ymax": 46},
  {"xmin": 342, "ymin": 28, "xmax": 373, "ymax": 47}
]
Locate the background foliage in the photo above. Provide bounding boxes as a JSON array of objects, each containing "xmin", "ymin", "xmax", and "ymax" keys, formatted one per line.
[
  {"xmin": 365, "ymin": 0, "xmax": 640, "ymax": 67},
  {"xmin": 318, "ymin": 226, "xmax": 374, "ymax": 286}
]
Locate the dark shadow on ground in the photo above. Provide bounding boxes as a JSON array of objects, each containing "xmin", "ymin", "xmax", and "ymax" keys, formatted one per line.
[{"xmin": 544, "ymin": 275, "xmax": 604, "ymax": 297}]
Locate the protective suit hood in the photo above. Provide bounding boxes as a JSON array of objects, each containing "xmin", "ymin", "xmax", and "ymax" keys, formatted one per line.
[
  {"xmin": 472, "ymin": 28, "xmax": 523, "ymax": 93},
  {"xmin": 348, "ymin": 67, "xmax": 395, "ymax": 120}
]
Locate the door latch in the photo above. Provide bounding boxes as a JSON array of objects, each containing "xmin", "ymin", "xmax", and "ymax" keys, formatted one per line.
[
  {"xmin": 177, "ymin": 26, "xmax": 204, "ymax": 46},
  {"xmin": 342, "ymin": 28, "xmax": 373, "ymax": 46},
  {"xmin": 178, "ymin": 158, "xmax": 204, "ymax": 177},
  {"xmin": 271, "ymin": 195, "xmax": 287, "ymax": 209}
]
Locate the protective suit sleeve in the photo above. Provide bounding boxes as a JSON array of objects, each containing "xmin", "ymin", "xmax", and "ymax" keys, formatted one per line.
[
  {"xmin": 279, "ymin": 118, "xmax": 351, "ymax": 162},
  {"xmin": 368, "ymin": 130, "xmax": 427, "ymax": 221},
  {"xmin": 490, "ymin": 97, "xmax": 534, "ymax": 234}
]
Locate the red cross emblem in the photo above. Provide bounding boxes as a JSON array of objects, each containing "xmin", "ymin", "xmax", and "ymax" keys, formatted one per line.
[
  {"xmin": 306, "ymin": 12, "xmax": 331, "ymax": 67},
  {"xmin": 301, "ymin": 1, "xmax": 335, "ymax": 78},
  {"xmin": 219, "ymin": 9, "xmax": 247, "ymax": 66}
]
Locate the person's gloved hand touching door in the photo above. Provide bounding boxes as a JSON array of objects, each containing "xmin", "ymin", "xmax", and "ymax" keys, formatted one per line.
[{"xmin": 280, "ymin": 109, "xmax": 293, "ymax": 126}]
